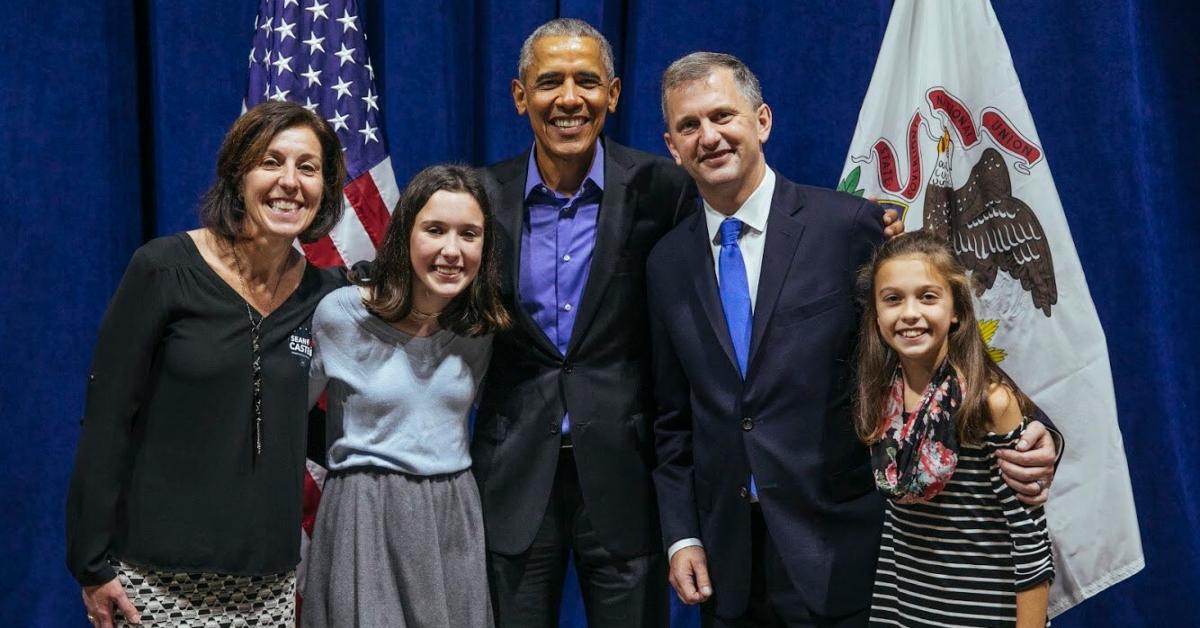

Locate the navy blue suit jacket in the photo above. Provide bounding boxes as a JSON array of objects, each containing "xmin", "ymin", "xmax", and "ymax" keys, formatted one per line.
[{"xmin": 647, "ymin": 172, "xmax": 886, "ymax": 618}]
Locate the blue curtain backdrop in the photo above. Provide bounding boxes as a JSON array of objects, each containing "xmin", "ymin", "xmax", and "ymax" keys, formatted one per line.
[{"xmin": 2, "ymin": 0, "xmax": 1196, "ymax": 624}]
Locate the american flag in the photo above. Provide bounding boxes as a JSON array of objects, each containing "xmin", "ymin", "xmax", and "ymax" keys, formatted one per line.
[
  {"xmin": 243, "ymin": 0, "xmax": 397, "ymax": 616},
  {"xmin": 245, "ymin": 0, "xmax": 398, "ymax": 268}
]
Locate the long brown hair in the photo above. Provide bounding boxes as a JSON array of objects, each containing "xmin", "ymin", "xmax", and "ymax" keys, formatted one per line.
[
  {"xmin": 200, "ymin": 101, "xmax": 346, "ymax": 244},
  {"xmin": 853, "ymin": 230, "xmax": 1033, "ymax": 445},
  {"xmin": 357, "ymin": 164, "xmax": 510, "ymax": 337}
]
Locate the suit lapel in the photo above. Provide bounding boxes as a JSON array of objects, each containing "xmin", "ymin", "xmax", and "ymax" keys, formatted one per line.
[
  {"xmin": 494, "ymin": 151, "xmax": 560, "ymax": 359},
  {"xmin": 747, "ymin": 176, "xmax": 806, "ymax": 377},
  {"xmin": 565, "ymin": 141, "xmax": 637, "ymax": 354},
  {"xmin": 687, "ymin": 207, "xmax": 741, "ymax": 374}
]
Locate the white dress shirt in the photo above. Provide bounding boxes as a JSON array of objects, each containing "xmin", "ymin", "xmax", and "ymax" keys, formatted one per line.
[
  {"xmin": 668, "ymin": 167, "xmax": 777, "ymax": 562},
  {"xmin": 702, "ymin": 167, "xmax": 775, "ymax": 311}
]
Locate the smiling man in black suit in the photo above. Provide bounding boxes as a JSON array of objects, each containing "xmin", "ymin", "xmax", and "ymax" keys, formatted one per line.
[{"xmin": 470, "ymin": 18, "xmax": 695, "ymax": 628}]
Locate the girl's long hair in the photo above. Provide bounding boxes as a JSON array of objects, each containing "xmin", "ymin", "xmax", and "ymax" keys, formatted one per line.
[
  {"xmin": 356, "ymin": 164, "xmax": 510, "ymax": 336},
  {"xmin": 853, "ymin": 230, "xmax": 1033, "ymax": 445}
]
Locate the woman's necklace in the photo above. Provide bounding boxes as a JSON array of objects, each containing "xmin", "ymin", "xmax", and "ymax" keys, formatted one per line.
[
  {"xmin": 390, "ymin": 305, "xmax": 443, "ymax": 336},
  {"xmin": 407, "ymin": 306, "xmax": 442, "ymax": 320},
  {"xmin": 231, "ymin": 244, "xmax": 291, "ymax": 318},
  {"xmin": 230, "ymin": 243, "xmax": 294, "ymax": 457}
]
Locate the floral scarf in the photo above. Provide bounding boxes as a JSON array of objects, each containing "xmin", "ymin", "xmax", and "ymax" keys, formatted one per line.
[{"xmin": 870, "ymin": 359, "xmax": 962, "ymax": 503}]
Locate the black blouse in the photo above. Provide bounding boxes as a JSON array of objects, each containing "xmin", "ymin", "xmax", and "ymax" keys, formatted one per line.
[{"xmin": 65, "ymin": 233, "xmax": 346, "ymax": 586}]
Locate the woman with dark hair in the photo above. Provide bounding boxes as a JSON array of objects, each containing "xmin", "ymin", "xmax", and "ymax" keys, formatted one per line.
[
  {"xmin": 301, "ymin": 164, "xmax": 509, "ymax": 627},
  {"xmin": 66, "ymin": 101, "xmax": 348, "ymax": 627}
]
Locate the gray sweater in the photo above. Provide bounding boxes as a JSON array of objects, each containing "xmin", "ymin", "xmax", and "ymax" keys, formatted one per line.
[{"xmin": 308, "ymin": 286, "xmax": 492, "ymax": 475}]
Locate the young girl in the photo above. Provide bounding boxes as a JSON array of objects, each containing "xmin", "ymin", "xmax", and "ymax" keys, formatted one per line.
[
  {"xmin": 855, "ymin": 231, "xmax": 1054, "ymax": 627},
  {"xmin": 301, "ymin": 165, "xmax": 509, "ymax": 627}
]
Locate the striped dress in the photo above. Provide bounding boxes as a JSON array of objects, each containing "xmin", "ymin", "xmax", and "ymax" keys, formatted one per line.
[{"xmin": 869, "ymin": 425, "xmax": 1054, "ymax": 627}]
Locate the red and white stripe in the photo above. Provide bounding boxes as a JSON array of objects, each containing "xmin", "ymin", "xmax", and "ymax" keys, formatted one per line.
[
  {"xmin": 296, "ymin": 458, "xmax": 328, "ymax": 615},
  {"xmin": 301, "ymin": 157, "xmax": 400, "ymax": 268}
]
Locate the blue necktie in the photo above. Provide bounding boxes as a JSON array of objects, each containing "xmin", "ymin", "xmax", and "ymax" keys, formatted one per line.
[
  {"xmin": 718, "ymin": 218, "xmax": 757, "ymax": 498},
  {"xmin": 718, "ymin": 218, "xmax": 752, "ymax": 376}
]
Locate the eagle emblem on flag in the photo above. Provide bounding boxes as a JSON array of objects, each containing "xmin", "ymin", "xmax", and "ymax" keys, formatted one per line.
[
  {"xmin": 923, "ymin": 129, "xmax": 1058, "ymax": 317},
  {"xmin": 843, "ymin": 85, "xmax": 1060, "ymax": 317}
]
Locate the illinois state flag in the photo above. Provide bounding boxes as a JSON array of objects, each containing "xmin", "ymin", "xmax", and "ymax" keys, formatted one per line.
[{"xmin": 839, "ymin": 0, "xmax": 1143, "ymax": 617}]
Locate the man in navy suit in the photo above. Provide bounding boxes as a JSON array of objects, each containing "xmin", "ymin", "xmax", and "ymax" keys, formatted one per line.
[{"xmin": 647, "ymin": 52, "xmax": 1061, "ymax": 627}]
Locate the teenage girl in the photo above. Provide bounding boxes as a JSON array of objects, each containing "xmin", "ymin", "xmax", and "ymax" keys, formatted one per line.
[
  {"xmin": 854, "ymin": 231, "xmax": 1054, "ymax": 627},
  {"xmin": 301, "ymin": 164, "xmax": 510, "ymax": 627}
]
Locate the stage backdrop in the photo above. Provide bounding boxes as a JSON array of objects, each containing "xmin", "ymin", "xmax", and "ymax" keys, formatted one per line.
[{"xmin": 2, "ymin": 1, "xmax": 1196, "ymax": 624}]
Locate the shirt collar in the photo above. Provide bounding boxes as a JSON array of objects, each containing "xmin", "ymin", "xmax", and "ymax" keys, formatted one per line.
[
  {"xmin": 703, "ymin": 167, "xmax": 776, "ymax": 241},
  {"xmin": 524, "ymin": 139, "xmax": 606, "ymax": 201}
]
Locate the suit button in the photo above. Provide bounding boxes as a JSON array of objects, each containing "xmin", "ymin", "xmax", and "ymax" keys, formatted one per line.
[
  {"xmin": 563, "ymin": 363, "xmax": 575, "ymax": 374},
  {"xmin": 741, "ymin": 417, "xmax": 753, "ymax": 431},
  {"xmin": 739, "ymin": 485, "xmax": 749, "ymax": 499}
]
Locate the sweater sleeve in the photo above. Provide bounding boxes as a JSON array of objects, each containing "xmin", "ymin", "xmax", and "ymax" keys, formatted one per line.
[
  {"xmin": 308, "ymin": 332, "xmax": 328, "ymax": 412},
  {"xmin": 988, "ymin": 427, "xmax": 1056, "ymax": 590},
  {"xmin": 307, "ymin": 291, "xmax": 342, "ymax": 410},
  {"xmin": 65, "ymin": 246, "xmax": 169, "ymax": 586}
]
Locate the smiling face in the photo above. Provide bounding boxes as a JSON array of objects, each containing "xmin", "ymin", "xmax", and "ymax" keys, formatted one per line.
[
  {"xmin": 874, "ymin": 256, "xmax": 958, "ymax": 369},
  {"xmin": 240, "ymin": 125, "xmax": 324, "ymax": 242},
  {"xmin": 512, "ymin": 35, "xmax": 620, "ymax": 166},
  {"xmin": 409, "ymin": 190, "xmax": 486, "ymax": 312},
  {"xmin": 662, "ymin": 68, "xmax": 771, "ymax": 212}
]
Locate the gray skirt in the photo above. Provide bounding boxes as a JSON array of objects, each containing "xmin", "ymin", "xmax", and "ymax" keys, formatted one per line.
[{"xmin": 301, "ymin": 467, "xmax": 493, "ymax": 628}]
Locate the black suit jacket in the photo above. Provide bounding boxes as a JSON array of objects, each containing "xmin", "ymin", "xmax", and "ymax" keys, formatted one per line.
[
  {"xmin": 647, "ymin": 173, "xmax": 886, "ymax": 618},
  {"xmin": 472, "ymin": 138, "xmax": 697, "ymax": 558}
]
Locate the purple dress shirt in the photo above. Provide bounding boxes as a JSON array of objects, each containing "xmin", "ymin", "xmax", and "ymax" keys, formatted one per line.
[{"xmin": 518, "ymin": 142, "xmax": 605, "ymax": 435}]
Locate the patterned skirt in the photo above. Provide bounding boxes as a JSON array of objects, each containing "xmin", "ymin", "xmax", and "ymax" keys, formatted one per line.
[{"xmin": 111, "ymin": 559, "xmax": 295, "ymax": 627}]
